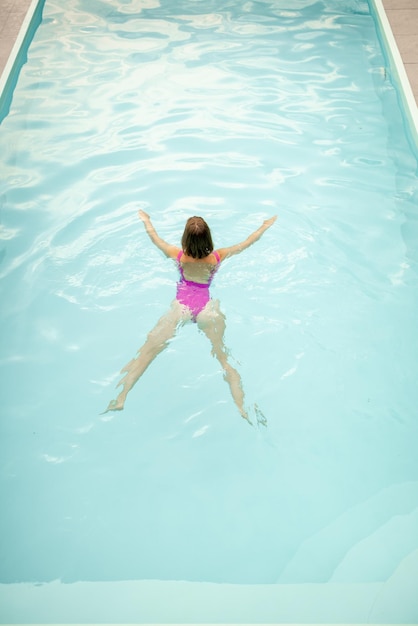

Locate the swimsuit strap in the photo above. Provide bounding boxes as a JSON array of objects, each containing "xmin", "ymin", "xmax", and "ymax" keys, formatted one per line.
[{"xmin": 177, "ymin": 250, "xmax": 185, "ymax": 280}]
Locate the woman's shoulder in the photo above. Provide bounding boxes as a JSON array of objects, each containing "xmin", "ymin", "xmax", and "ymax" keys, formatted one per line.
[
  {"xmin": 167, "ymin": 246, "xmax": 182, "ymax": 259},
  {"xmin": 214, "ymin": 248, "xmax": 227, "ymax": 262},
  {"xmin": 178, "ymin": 251, "xmax": 221, "ymax": 264}
]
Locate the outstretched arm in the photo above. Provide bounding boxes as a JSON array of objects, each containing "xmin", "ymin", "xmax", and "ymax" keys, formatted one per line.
[
  {"xmin": 138, "ymin": 210, "xmax": 179, "ymax": 258},
  {"xmin": 217, "ymin": 215, "xmax": 277, "ymax": 260}
]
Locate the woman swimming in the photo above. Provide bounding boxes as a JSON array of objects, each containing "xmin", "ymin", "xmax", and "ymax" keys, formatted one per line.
[{"xmin": 104, "ymin": 210, "xmax": 277, "ymax": 423}]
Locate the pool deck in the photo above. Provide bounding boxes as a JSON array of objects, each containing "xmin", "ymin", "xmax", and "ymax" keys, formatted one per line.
[
  {"xmin": 0, "ymin": 0, "xmax": 417, "ymax": 102},
  {"xmin": 383, "ymin": 0, "xmax": 418, "ymax": 103}
]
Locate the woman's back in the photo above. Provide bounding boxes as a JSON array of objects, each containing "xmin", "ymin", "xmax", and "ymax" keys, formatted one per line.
[{"xmin": 177, "ymin": 251, "xmax": 220, "ymax": 285}]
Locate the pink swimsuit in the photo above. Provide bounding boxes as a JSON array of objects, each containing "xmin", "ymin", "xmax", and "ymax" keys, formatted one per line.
[{"xmin": 176, "ymin": 250, "xmax": 221, "ymax": 320}]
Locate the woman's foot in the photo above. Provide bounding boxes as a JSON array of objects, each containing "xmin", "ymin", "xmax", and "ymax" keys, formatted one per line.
[
  {"xmin": 240, "ymin": 406, "xmax": 254, "ymax": 426},
  {"xmin": 254, "ymin": 404, "xmax": 267, "ymax": 427},
  {"xmin": 241, "ymin": 403, "xmax": 267, "ymax": 427},
  {"xmin": 101, "ymin": 397, "xmax": 124, "ymax": 414}
]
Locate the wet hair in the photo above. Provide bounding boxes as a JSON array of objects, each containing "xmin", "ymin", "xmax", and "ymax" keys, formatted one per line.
[{"xmin": 181, "ymin": 216, "xmax": 214, "ymax": 259}]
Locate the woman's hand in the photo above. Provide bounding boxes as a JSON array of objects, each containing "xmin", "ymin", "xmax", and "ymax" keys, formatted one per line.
[
  {"xmin": 263, "ymin": 215, "xmax": 277, "ymax": 228},
  {"xmin": 217, "ymin": 214, "xmax": 277, "ymax": 260},
  {"xmin": 138, "ymin": 210, "xmax": 178, "ymax": 258},
  {"xmin": 138, "ymin": 209, "xmax": 150, "ymax": 222}
]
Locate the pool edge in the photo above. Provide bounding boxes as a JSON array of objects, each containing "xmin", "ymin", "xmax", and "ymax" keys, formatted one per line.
[
  {"xmin": 0, "ymin": 0, "xmax": 44, "ymax": 122},
  {"xmin": 370, "ymin": 0, "xmax": 418, "ymax": 151}
]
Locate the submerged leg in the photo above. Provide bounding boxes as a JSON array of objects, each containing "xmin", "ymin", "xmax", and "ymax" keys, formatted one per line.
[
  {"xmin": 197, "ymin": 301, "xmax": 251, "ymax": 424},
  {"xmin": 104, "ymin": 301, "xmax": 191, "ymax": 413}
]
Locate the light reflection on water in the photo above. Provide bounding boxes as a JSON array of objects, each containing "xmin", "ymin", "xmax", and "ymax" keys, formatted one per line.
[{"xmin": 0, "ymin": 0, "xmax": 417, "ymax": 587}]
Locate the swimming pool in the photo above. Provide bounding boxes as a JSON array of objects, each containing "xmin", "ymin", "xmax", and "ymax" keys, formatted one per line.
[{"xmin": 0, "ymin": 0, "xmax": 417, "ymax": 623}]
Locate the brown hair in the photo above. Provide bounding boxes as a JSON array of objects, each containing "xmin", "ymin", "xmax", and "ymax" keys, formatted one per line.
[{"xmin": 181, "ymin": 216, "xmax": 214, "ymax": 259}]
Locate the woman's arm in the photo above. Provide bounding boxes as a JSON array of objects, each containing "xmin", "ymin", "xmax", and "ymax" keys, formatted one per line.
[
  {"xmin": 217, "ymin": 216, "xmax": 277, "ymax": 261},
  {"xmin": 138, "ymin": 210, "xmax": 179, "ymax": 258}
]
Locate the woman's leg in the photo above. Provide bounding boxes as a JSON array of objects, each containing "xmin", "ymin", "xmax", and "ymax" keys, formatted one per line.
[
  {"xmin": 104, "ymin": 301, "xmax": 191, "ymax": 412},
  {"xmin": 197, "ymin": 300, "xmax": 251, "ymax": 423}
]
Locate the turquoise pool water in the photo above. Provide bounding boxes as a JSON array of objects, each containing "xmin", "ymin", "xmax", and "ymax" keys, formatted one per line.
[{"xmin": 1, "ymin": 0, "xmax": 418, "ymax": 622}]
